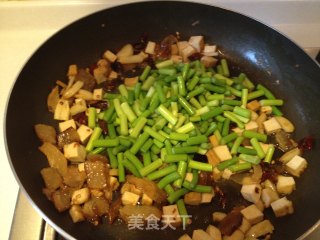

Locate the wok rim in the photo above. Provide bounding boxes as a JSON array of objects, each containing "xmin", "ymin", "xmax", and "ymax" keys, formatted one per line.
[{"xmin": 4, "ymin": 1, "xmax": 320, "ymax": 239}]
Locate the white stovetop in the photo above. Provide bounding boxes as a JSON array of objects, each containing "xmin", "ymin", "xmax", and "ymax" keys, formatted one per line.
[{"xmin": 0, "ymin": 1, "xmax": 319, "ymax": 239}]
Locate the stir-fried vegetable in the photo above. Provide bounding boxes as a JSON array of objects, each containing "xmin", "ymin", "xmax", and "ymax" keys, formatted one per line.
[{"xmin": 34, "ymin": 34, "xmax": 312, "ymax": 239}]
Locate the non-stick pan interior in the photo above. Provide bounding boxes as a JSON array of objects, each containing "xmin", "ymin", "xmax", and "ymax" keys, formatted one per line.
[{"xmin": 5, "ymin": 1, "xmax": 320, "ymax": 239}]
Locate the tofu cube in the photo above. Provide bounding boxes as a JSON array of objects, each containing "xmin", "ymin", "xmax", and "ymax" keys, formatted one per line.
[
  {"xmin": 93, "ymin": 88, "xmax": 104, "ymax": 100},
  {"xmin": 192, "ymin": 229, "xmax": 214, "ymax": 240},
  {"xmin": 206, "ymin": 149, "xmax": 220, "ymax": 167},
  {"xmin": 184, "ymin": 192, "xmax": 202, "ymax": 205},
  {"xmin": 145, "ymin": 41, "xmax": 156, "ymax": 54},
  {"xmin": 162, "ymin": 204, "xmax": 181, "ymax": 227},
  {"xmin": 222, "ymin": 169, "xmax": 233, "ymax": 180},
  {"xmin": 260, "ymin": 106, "xmax": 272, "ymax": 115},
  {"xmin": 124, "ymin": 76, "xmax": 139, "ymax": 87},
  {"xmin": 120, "ymin": 182, "xmax": 142, "ymax": 195},
  {"xmin": 232, "ymin": 127, "xmax": 244, "ymax": 135},
  {"xmin": 141, "ymin": 194, "xmax": 153, "ymax": 206},
  {"xmin": 171, "ymin": 44, "xmax": 179, "ymax": 55},
  {"xmin": 223, "ymin": 229, "xmax": 244, "ymax": 240},
  {"xmin": 54, "ymin": 99, "xmax": 70, "ymax": 121},
  {"xmin": 178, "ymin": 234, "xmax": 192, "ymax": 240},
  {"xmin": 245, "ymin": 121, "xmax": 258, "ymax": 131},
  {"xmin": 130, "ymin": 185, "xmax": 142, "ymax": 196},
  {"xmin": 184, "ymin": 172, "xmax": 193, "ymax": 182},
  {"xmin": 213, "ymin": 145, "xmax": 232, "ymax": 161},
  {"xmin": 238, "ymin": 217, "xmax": 251, "ymax": 234},
  {"xmin": 263, "ymin": 117, "xmax": 282, "ymax": 134},
  {"xmin": 247, "ymin": 100, "xmax": 261, "ymax": 111},
  {"xmin": 245, "ymin": 220, "xmax": 274, "ymax": 238},
  {"xmin": 177, "ymin": 41, "xmax": 189, "ymax": 56},
  {"xmin": 201, "ymin": 56, "xmax": 218, "ymax": 68},
  {"xmin": 209, "ymin": 135, "xmax": 220, "ymax": 147},
  {"xmin": 121, "ymin": 191, "xmax": 140, "ymax": 205},
  {"xmin": 250, "ymin": 110, "xmax": 259, "ymax": 121},
  {"xmin": 77, "ymin": 124, "xmax": 93, "ymax": 143},
  {"xmin": 182, "ymin": 45, "xmax": 197, "ymax": 62},
  {"xmin": 120, "ymin": 184, "xmax": 131, "ymax": 194},
  {"xmin": 261, "ymin": 188, "xmax": 279, "ymax": 208},
  {"xmin": 240, "ymin": 204, "xmax": 264, "ymax": 225},
  {"xmin": 286, "ymin": 155, "xmax": 307, "ymax": 177},
  {"xmin": 78, "ymin": 163, "xmax": 85, "ymax": 172},
  {"xmin": 105, "ymin": 190, "xmax": 113, "ymax": 201},
  {"xmin": 212, "ymin": 212, "xmax": 227, "ymax": 222},
  {"xmin": 188, "ymin": 36, "xmax": 204, "ymax": 52},
  {"xmin": 271, "ymin": 197, "xmax": 294, "ymax": 217},
  {"xmin": 103, "ymin": 50, "xmax": 117, "ymax": 62},
  {"xmin": 69, "ymin": 205, "xmax": 85, "ymax": 223},
  {"xmin": 71, "ymin": 188, "xmax": 90, "ymax": 205},
  {"xmin": 91, "ymin": 189, "xmax": 103, "ymax": 197},
  {"xmin": 276, "ymin": 176, "xmax": 296, "ymax": 195},
  {"xmin": 201, "ymin": 192, "xmax": 215, "ymax": 203},
  {"xmin": 63, "ymin": 142, "xmax": 86, "ymax": 162},
  {"xmin": 241, "ymin": 184, "xmax": 262, "ymax": 204},
  {"xmin": 202, "ymin": 45, "xmax": 218, "ymax": 56},
  {"xmin": 255, "ymin": 199, "xmax": 265, "ymax": 212},
  {"xmin": 206, "ymin": 225, "xmax": 221, "ymax": 240},
  {"xmin": 212, "ymin": 167, "xmax": 222, "ymax": 181},
  {"xmin": 108, "ymin": 70, "xmax": 118, "ymax": 80},
  {"xmin": 59, "ymin": 119, "xmax": 77, "ymax": 132},
  {"xmin": 171, "ymin": 54, "xmax": 183, "ymax": 63},
  {"xmin": 109, "ymin": 176, "xmax": 119, "ymax": 191},
  {"xmin": 109, "ymin": 168, "xmax": 119, "ymax": 176}
]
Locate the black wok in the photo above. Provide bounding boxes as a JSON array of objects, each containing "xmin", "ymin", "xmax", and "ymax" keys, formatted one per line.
[{"xmin": 5, "ymin": 1, "xmax": 320, "ymax": 239}]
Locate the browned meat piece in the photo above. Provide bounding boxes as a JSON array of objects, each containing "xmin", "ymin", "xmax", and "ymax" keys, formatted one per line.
[
  {"xmin": 155, "ymin": 34, "xmax": 178, "ymax": 59},
  {"xmin": 184, "ymin": 192, "xmax": 202, "ymax": 205},
  {"xmin": 92, "ymin": 197, "xmax": 109, "ymax": 216},
  {"xmin": 75, "ymin": 69, "xmax": 96, "ymax": 91},
  {"xmin": 40, "ymin": 167, "xmax": 62, "ymax": 190},
  {"xmin": 82, "ymin": 197, "xmax": 109, "ymax": 223},
  {"xmin": 85, "ymin": 156, "xmax": 109, "ymax": 189},
  {"xmin": 108, "ymin": 196, "xmax": 122, "ymax": 224},
  {"xmin": 72, "ymin": 112, "xmax": 87, "ymax": 126},
  {"xmin": 63, "ymin": 166, "xmax": 86, "ymax": 188},
  {"xmin": 274, "ymin": 130, "xmax": 296, "ymax": 152},
  {"xmin": 126, "ymin": 175, "xmax": 167, "ymax": 204},
  {"xmin": 39, "ymin": 142, "xmax": 67, "ymax": 176},
  {"xmin": 198, "ymin": 171, "xmax": 214, "ymax": 186},
  {"xmin": 87, "ymin": 154, "xmax": 109, "ymax": 163},
  {"xmin": 97, "ymin": 119, "xmax": 108, "ymax": 135},
  {"xmin": 57, "ymin": 127, "xmax": 80, "ymax": 148},
  {"xmin": 87, "ymin": 100, "xmax": 109, "ymax": 110},
  {"xmin": 52, "ymin": 189, "xmax": 71, "ymax": 212},
  {"xmin": 218, "ymin": 209, "xmax": 243, "ymax": 236},
  {"xmin": 42, "ymin": 188, "xmax": 55, "ymax": 201},
  {"xmin": 261, "ymin": 161, "xmax": 284, "ymax": 183},
  {"xmin": 34, "ymin": 124, "xmax": 57, "ymax": 144}
]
